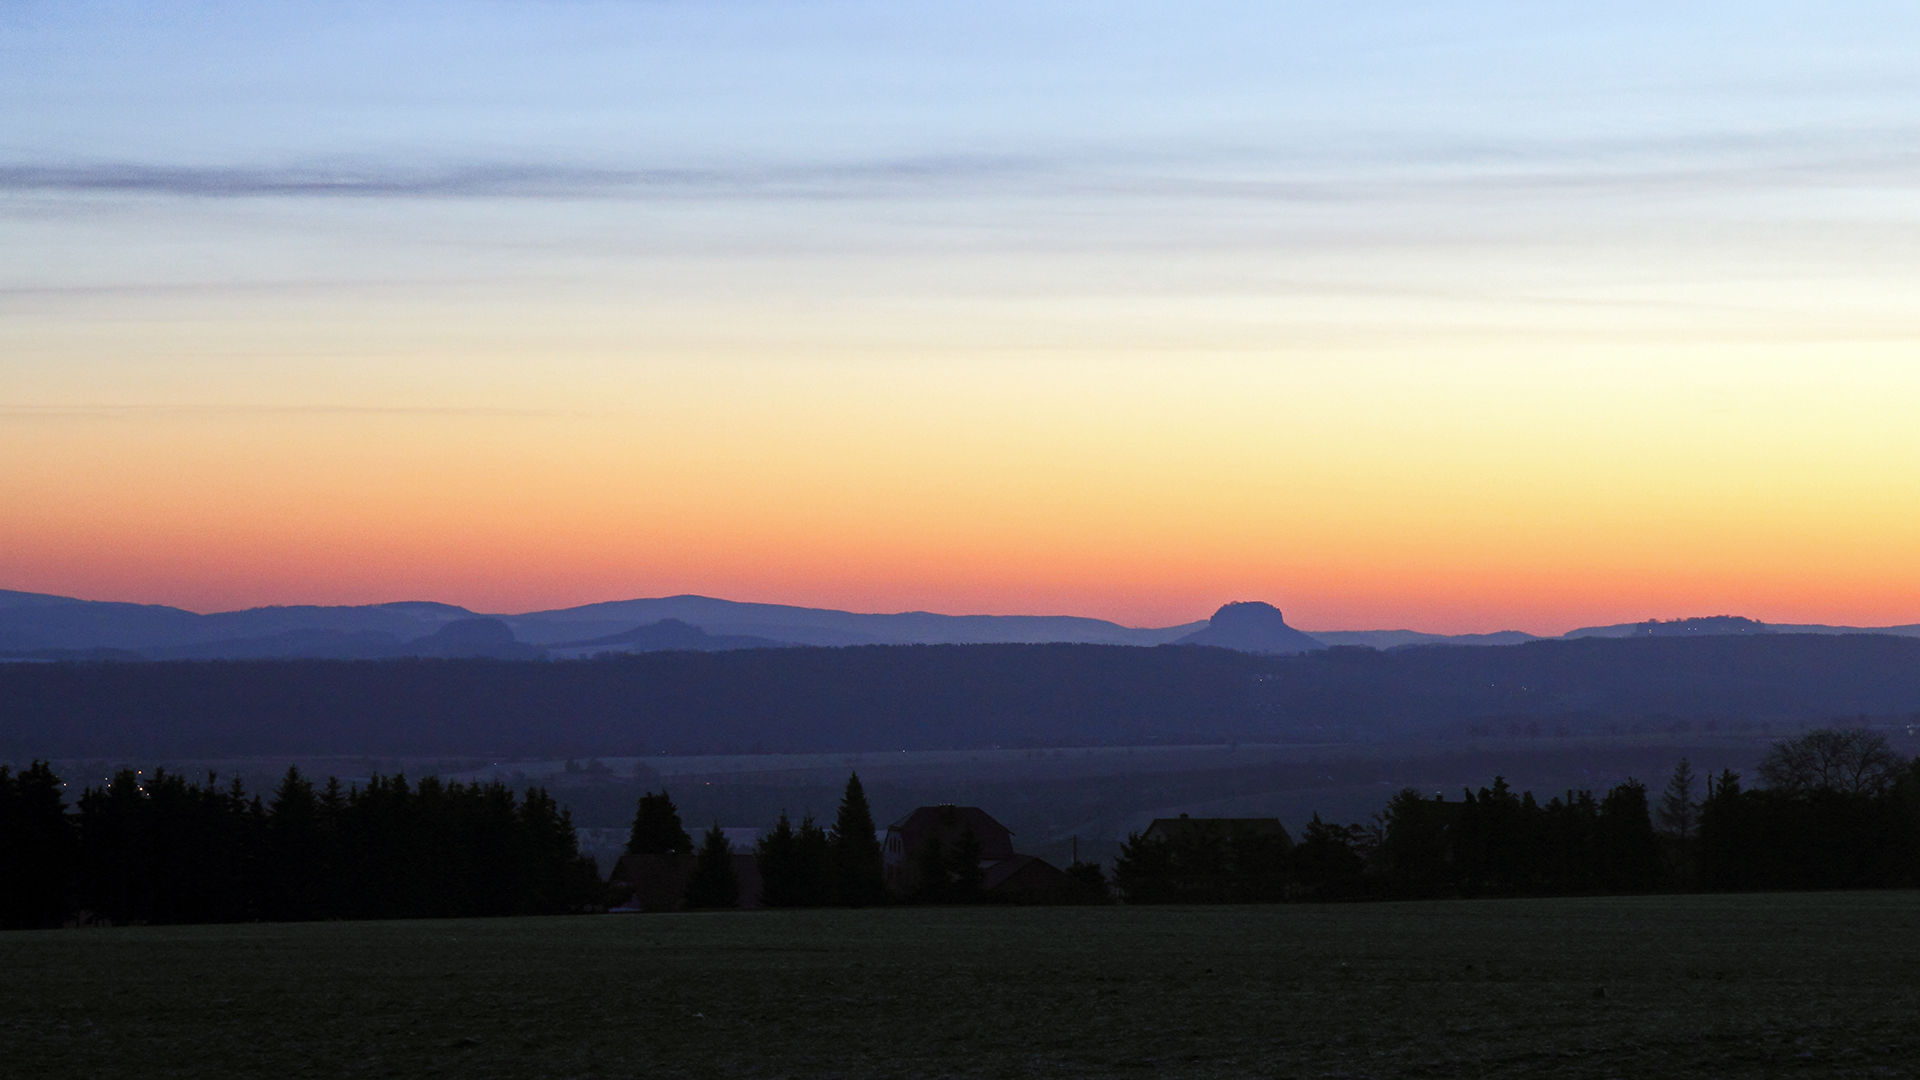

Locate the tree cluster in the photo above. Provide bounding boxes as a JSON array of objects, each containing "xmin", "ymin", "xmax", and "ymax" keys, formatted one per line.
[
  {"xmin": 1112, "ymin": 820, "xmax": 1298, "ymax": 903},
  {"xmin": 0, "ymin": 764, "xmax": 604, "ymax": 929},
  {"xmin": 630, "ymin": 772, "xmax": 888, "ymax": 910},
  {"xmin": 1113, "ymin": 728, "xmax": 1920, "ymax": 903},
  {"xmin": 1696, "ymin": 729, "xmax": 1920, "ymax": 891},
  {"xmin": 1370, "ymin": 778, "xmax": 1664, "ymax": 897}
]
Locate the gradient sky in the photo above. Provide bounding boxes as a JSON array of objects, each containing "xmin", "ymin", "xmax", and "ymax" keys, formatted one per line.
[{"xmin": 4, "ymin": 1, "xmax": 1919, "ymax": 632}]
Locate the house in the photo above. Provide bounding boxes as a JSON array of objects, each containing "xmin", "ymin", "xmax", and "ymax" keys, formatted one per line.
[
  {"xmin": 885, "ymin": 804, "xmax": 1080, "ymax": 902},
  {"xmin": 1142, "ymin": 813, "xmax": 1291, "ymax": 848},
  {"xmin": 981, "ymin": 853, "xmax": 1081, "ymax": 904},
  {"xmin": 883, "ymin": 804, "xmax": 1017, "ymax": 882}
]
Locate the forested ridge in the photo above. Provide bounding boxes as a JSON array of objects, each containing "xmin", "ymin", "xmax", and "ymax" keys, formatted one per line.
[{"xmin": 5, "ymin": 635, "xmax": 1920, "ymax": 758}]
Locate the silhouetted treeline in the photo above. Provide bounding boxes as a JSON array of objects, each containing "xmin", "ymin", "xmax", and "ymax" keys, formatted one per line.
[
  {"xmin": 1115, "ymin": 729, "xmax": 1920, "ymax": 903},
  {"xmin": 744, "ymin": 772, "xmax": 886, "ymax": 908},
  {"xmin": 1696, "ymin": 729, "xmax": 1920, "ymax": 891},
  {"xmin": 8, "ymin": 636, "xmax": 1920, "ymax": 759},
  {"xmin": 0, "ymin": 764, "xmax": 602, "ymax": 929},
  {"xmin": 617, "ymin": 774, "xmax": 888, "ymax": 910},
  {"xmin": 1112, "ymin": 781, "xmax": 1662, "ymax": 902}
]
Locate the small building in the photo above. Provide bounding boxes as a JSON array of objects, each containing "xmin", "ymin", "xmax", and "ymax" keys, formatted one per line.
[
  {"xmin": 981, "ymin": 853, "xmax": 1081, "ymax": 904},
  {"xmin": 1142, "ymin": 813, "xmax": 1291, "ymax": 848},
  {"xmin": 883, "ymin": 804, "xmax": 1017, "ymax": 882},
  {"xmin": 885, "ymin": 804, "xmax": 1080, "ymax": 902}
]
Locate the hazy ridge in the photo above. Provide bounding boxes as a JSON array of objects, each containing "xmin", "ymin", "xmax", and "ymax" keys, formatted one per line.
[{"xmin": 8, "ymin": 588, "xmax": 1917, "ymax": 661}]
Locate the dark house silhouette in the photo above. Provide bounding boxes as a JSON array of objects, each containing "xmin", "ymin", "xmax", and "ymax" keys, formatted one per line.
[
  {"xmin": 884, "ymin": 805, "xmax": 1017, "ymax": 871},
  {"xmin": 884, "ymin": 804, "xmax": 1076, "ymax": 902},
  {"xmin": 1143, "ymin": 813, "xmax": 1292, "ymax": 848}
]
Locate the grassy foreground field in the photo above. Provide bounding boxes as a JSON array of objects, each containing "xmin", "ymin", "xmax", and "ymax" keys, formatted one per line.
[{"xmin": 3, "ymin": 894, "xmax": 1917, "ymax": 1079}]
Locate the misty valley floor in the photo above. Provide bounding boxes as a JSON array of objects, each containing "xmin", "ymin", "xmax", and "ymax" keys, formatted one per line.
[{"xmin": 4, "ymin": 894, "xmax": 1916, "ymax": 1079}]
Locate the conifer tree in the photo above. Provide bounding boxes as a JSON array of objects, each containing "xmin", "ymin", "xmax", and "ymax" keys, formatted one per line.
[
  {"xmin": 627, "ymin": 789, "xmax": 693, "ymax": 857},
  {"xmin": 755, "ymin": 811, "xmax": 802, "ymax": 907},
  {"xmin": 829, "ymin": 772, "xmax": 886, "ymax": 906},
  {"xmin": 1596, "ymin": 778, "xmax": 1662, "ymax": 892},
  {"xmin": 685, "ymin": 824, "xmax": 740, "ymax": 909},
  {"xmin": 1064, "ymin": 858, "xmax": 1108, "ymax": 902},
  {"xmin": 1111, "ymin": 829, "xmax": 1177, "ymax": 904},
  {"xmin": 1658, "ymin": 759, "xmax": 1698, "ymax": 839},
  {"xmin": 266, "ymin": 766, "xmax": 324, "ymax": 921},
  {"xmin": 0, "ymin": 762, "xmax": 78, "ymax": 930},
  {"xmin": 795, "ymin": 813, "xmax": 834, "ymax": 906}
]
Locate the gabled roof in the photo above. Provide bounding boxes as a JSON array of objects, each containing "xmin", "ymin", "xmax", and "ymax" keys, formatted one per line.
[
  {"xmin": 887, "ymin": 804, "xmax": 1013, "ymax": 837},
  {"xmin": 1143, "ymin": 815, "xmax": 1291, "ymax": 845},
  {"xmin": 886, "ymin": 805, "xmax": 1017, "ymax": 859},
  {"xmin": 981, "ymin": 853, "xmax": 1067, "ymax": 892}
]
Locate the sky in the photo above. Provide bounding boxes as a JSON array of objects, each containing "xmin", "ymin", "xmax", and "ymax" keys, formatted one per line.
[{"xmin": 4, "ymin": 1, "xmax": 1919, "ymax": 633}]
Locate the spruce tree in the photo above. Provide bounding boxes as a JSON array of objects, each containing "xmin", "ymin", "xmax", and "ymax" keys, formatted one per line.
[
  {"xmin": 755, "ymin": 811, "xmax": 801, "ymax": 907},
  {"xmin": 685, "ymin": 824, "xmax": 740, "ymax": 909},
  {"xmin": 627, "ymin": 790, "xmax": 693, "ymax": 857},
  {"xmin": 1658, "ymin": 759, "xmax": 1698, "ymax": 839},
  {"xmin": 1596, "ymin": 778, "xmax": 1662, "ymax": 892},
  {"xmin": 0, "ymin": 762, "xmax": 78, "ymax": 930},
  {"xmin": 795, "ymin": 814, "xmax": 834, "ymax": 906},
  {"xmin": 828, "ymin": 772, "xmax": 886, "ymax": 906},
  {"xmin": 266, "ymin": 766, "xmax": 321, "ymax": 921}
]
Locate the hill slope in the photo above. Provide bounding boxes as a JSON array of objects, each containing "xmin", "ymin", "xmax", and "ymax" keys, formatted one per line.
[{"xmin": 5, "ymin": 635, "xmax": 1918, "ymax": 759}]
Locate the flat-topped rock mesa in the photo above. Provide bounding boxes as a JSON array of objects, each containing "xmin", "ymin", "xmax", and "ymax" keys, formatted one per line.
[{"xmin": 1175, "ymin": 601, "xmax": 1324, "ymax": 655}]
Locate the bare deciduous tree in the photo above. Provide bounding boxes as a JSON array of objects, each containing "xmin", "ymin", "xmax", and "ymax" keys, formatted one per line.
[{"xmin": 1756, "ymin": 728, "xmax": 1905, "ymax": 795}]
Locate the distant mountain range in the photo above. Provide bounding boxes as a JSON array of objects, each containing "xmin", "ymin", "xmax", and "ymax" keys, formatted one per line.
[{"xmin": 2, "ymin": 588, "xmax": 1916, "ymax": 662}]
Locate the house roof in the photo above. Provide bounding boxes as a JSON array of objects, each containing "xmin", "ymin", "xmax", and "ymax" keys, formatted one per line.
[
  {"xmin": 886, "ymin": 805, "xmax": 1016, "ymax": 859},
  {"xmin": 887, "ymin": 804, "xmax": 1013, "ymax": 836},
  {"xmin": 981, "ymin": 853, "xmax": 1069, "ymax": 892},
  {"xmin": 1143, "ymin": 815, "xmax": 1291, "ymax": 844}
]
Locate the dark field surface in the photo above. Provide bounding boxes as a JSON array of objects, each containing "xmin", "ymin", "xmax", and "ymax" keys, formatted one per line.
[{"xmin": 4, "ymin": 893, "xmax": 1918, "ymax": 1079}]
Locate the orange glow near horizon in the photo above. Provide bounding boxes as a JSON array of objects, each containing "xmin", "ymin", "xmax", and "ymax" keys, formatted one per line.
[{"xmin": 7, "ymin": 324, "xmax": 1920, "ymax": 634}]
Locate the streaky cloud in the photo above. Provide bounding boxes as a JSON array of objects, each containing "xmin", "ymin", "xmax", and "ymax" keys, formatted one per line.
[{"xmin": 0, "ymin": 156, "xmax": 1047, "ymax": 201}]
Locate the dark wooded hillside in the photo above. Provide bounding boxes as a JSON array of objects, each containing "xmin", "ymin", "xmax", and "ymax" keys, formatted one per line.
[{"xmin": 2, "ymin": 635, "xmax": 1918, "ymax": 759}]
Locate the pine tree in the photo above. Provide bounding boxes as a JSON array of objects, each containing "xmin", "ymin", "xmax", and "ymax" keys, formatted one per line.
[
  {"xmin": 266, "ymin": 766, "xmax": 322, "ymax": 921},
  {"xmin": 755, "ymin": 811, "xmax": 802, "ymax": 907},
  {"xmin": 627, "ymin": 790, "xmax": 693, "ymax": 857},
  {"xmin": 1112, "ymin": 829, "xmax": 1184, "ymax": 904},
  {"xmin": 1596, "ymin": 778, "xmax": 1662, "ymax": 892},
  {"xmin": 829, "ymin": 772, "xmax": 886, "ymax": 906},
  {"xmin": 795, "ymin": 814, "xmax": 834, "ymax": 906},
  {"xmin": 0, "ymin": 762, "xmax": 78, "ymax": 930},
  {"xmin": 1064, "ymin": 858, "xmax": 1108, "ymax": 902},
  {"xmin": 1658, "ymin": 759, "xmax": 1698, "ymax": 839},
  {"xmin": 685, "ymin": 824, "xmax": 740, "ymax": 909}
]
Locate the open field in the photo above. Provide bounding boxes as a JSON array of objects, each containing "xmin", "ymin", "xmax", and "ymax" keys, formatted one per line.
[{"xmin": 4, "ymin": 893, "xmax": 1918, "ymax": 1079}]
